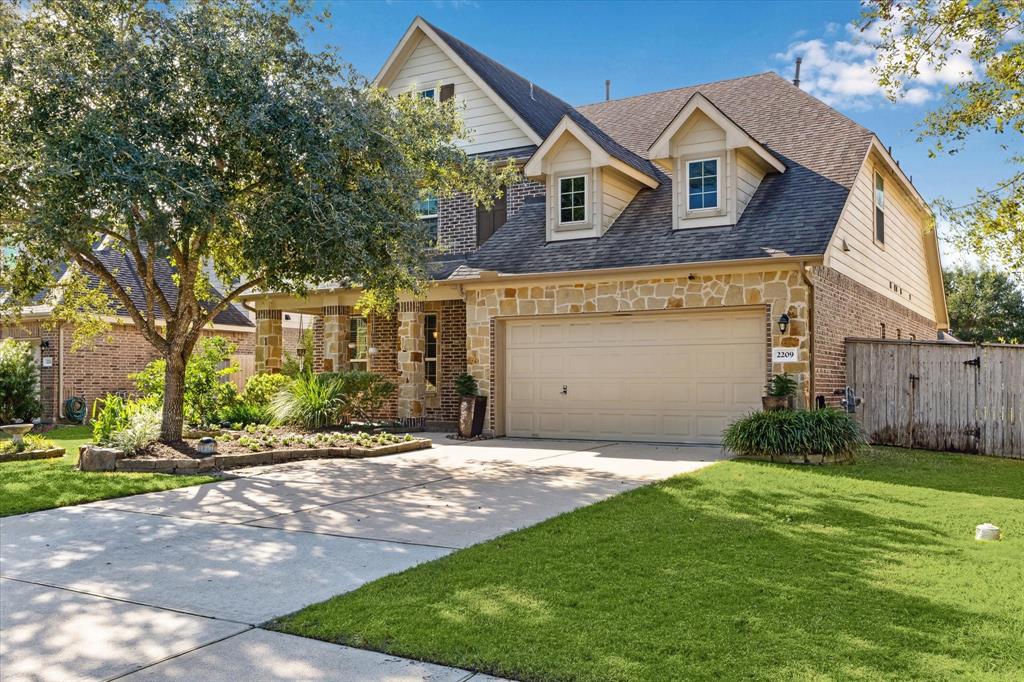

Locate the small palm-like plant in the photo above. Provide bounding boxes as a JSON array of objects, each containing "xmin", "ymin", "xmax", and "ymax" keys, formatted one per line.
[
  {"xmin": 270, "ymin": 373, "xmax": 346, "ymax": 429},
  {"xmin": 723, "ymin": 408, "xmax": 865, "ymax": 462}
]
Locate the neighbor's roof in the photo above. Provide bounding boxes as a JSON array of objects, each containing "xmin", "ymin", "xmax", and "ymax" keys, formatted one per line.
[
  {"xmin": 31, "ymin": 250, "xmax": 253, "ymax": 328},
  {"xmin": 465, "ymin": 72, "xmax": 875, "ymax": 275}
]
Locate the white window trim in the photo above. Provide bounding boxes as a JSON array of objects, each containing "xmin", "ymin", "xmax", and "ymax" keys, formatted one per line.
[
  {"xmin": 419, "ymin": 87, "xmax": 437, "ymax": 101},
  {"xmin": 873, "ymin": 170, "xmax": 886, "ymax": 247},
  {"xmin": 349, "ymin": 317, "xmax": 369, "ymax": 371},
  {"xmin": 424, "ymin": 312, "xmax": 438, "ymax": 393},
  {"xmin": 684, "ymin": 157, "xmax": 721, "ymax": 212},
  {"xmin": 557, "ymin": 174, "xmax": 589, "ymax": 226}
]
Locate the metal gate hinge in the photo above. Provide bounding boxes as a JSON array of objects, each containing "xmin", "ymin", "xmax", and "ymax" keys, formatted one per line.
[{"xmin": 963, "ymin": 356, "xmax": 981, "ymax": 367}]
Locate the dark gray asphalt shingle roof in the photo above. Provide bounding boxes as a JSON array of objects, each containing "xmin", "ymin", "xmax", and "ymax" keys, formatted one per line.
[
  {"xmin": 461, "ymin": 71, "xmax": 875, "ymax": 275},
  {"xmin": 425, "ymin": 20, "xmax": 661, "ymax": 182},
  {"xmin": 82, "ymin": 250, "xmax": 253, "ymax": 327}
]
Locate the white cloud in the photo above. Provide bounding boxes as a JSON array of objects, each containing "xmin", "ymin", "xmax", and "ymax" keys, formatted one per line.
[{"xmin": 777, "ymin": 19, "xmax": 978, "ymax": 110}]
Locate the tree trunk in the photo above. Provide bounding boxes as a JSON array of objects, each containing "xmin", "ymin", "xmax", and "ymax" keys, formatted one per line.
[{"xmin": 160, "ymin": 351, "xmax": 187, "ymax": 443}]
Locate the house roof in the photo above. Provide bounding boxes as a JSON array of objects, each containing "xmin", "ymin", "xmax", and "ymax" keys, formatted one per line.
[
  {"xmin": 424, "ymin": 20, "xmax": 660, "ymax": 181},
  {"xmin": 465, "ymin": 72, "xmax": 875, "ymax": 275},
  {"xmin": 36, "ymin": 250, "xmax": 253, "ymax": 328}
]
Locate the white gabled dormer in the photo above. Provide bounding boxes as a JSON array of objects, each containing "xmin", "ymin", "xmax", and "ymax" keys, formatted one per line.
[
  {"xmin": 648, "ymin": 93, "xmax": 785, "ymax": 229},
  {"xmin": 374, "ymin": 17, "xmax": 542, "ymax": 155},
  {"xmin": 524, "ymin": 115, "xmax": 659, "ymax": 242}
]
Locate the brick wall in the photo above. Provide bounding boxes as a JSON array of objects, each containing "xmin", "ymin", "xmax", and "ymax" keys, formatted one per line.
[
  {"xmin": 811, "ymin": 266, "xmax": 936, "ymax": 406},
  {"xmin": 425, "ymin": 299, "xmax": 467, "ymax": 425},
  {"xmin": 368, "ymin": 313, "xmax": 400, "ymax": 419},
  {"xmin": 437, "ymin": 175, "xmax": 546, "ymax": 254},
  {"xmin": 2, "ymin": 320, "xmax": 253, "ymax": 421}
]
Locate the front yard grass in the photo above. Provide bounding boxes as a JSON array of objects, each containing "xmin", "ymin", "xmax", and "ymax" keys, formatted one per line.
[
  {"xmin": 270, "ymin": 447, "xmax": 1024, "ymax": 681},
  {"xmin": 0, "ymin": 425, "xmax": 218, "ymax": 517}
]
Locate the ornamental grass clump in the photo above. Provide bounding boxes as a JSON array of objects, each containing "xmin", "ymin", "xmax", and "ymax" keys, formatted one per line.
[
  {"xmin": 270, "ymin": 373, "xmax": 347, "ymax": 429},
  {"xmin": 722, "ymin": 408, "xmax": 865, "ymax": 462}
]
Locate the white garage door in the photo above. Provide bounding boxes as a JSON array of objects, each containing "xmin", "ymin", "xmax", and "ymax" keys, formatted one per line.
[{"xmin": 504, "ymin": 310, "xmax": 766, "ymax": 443}]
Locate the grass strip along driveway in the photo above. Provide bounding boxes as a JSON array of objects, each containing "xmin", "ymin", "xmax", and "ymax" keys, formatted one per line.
[
  {"xmin": 0, "ymin": 426, "xmax": 217, "ymax": 517},
  {"xmin": 270, "ymin": 447, "xmax": 1024, "ymax": 681}
]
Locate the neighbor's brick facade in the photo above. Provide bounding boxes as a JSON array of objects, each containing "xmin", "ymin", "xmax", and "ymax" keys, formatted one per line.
[
  {"xmin": 810, "ymin": 266, "xmax": 935, "ymax": 406},
  {"xmin": 1, "ymin": 320, "xmax": 253, "ymax": 421}
]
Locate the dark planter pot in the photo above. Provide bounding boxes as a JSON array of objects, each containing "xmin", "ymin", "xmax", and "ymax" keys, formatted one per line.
[
  {"xmin": 459, "ymin": 395, "xmax": 488, "ymax": 438},
  {"xmin": 762, "ymin": 395, "xmax": 795, "ymax": 411}
]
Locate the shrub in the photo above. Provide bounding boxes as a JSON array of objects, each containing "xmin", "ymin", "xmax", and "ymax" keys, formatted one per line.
[
  {"xmin": 91, "ymin": 395, "xmax": 161, "ymax": 445},
  {"xmin": 219, "ymin": 401, "xmax": 272, "ymax": 426},
  {"xmin": 333, "ymin": 370, "xmax": 397, "ymax": 422},
  {"xmin": 270, "ymin": 373, "xmax": 346, "ymax": 429},
  {"xmin": 0, "ymin": 433, "xmax": 55, "ymax": 455},
  {"xmin": 132, "ymin": 337, "xmax": 240, "ymax": 427},
  {"xmin": 454, "ymin": 373, "xmax": 478, "ymax": 397},
  {"xmin": 768, "ymin": 373, "xmax": 799, "ymax": 398},
  {"xmin": 242, "ymin": 373, "xmax": 293, "ymax": 407},
  {"xmin": 722, "ymin": 408, "xmax": 865, "ymax": 462},
  {"xmin": 109, "ymin": 404, "xmax": 162, "ymax": 455},
  {"xmin": 0, "ymin": 338, "xmax": 41, "ymax": 423}
]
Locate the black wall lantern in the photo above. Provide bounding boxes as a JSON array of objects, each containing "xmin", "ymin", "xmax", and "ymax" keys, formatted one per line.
[{"xmin": 777, "ymin": 313, "xmax": 790, "ymax": 334}]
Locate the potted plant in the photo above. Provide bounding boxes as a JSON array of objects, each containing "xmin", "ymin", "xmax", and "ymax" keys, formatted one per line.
[
  {"xmin": 455, "ymin": 373, "xmax": 487, "ymax": 438},
  {"xmin": 762, "ymin": 373, "xmax": 798, "ymax": 411}
]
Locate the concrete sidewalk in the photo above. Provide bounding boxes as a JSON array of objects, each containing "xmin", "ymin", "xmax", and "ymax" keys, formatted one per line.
[{"xmin": 1, "ymin": 436, "xmax": 725, "ymax": 681}]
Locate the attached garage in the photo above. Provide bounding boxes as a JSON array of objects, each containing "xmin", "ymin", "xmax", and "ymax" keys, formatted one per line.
[{"xmin": 503, "ymin": 309, "xmax": 767, "ymax": 443}]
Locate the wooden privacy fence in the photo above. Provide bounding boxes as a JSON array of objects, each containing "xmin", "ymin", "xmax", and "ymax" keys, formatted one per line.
[
  {"xmin": 227, "ymin": 354, "xmax": 256, "ymax": 392},
  {"xmin": 846, "ymin": 339, "xmax": 1023, "ymax": 459}
]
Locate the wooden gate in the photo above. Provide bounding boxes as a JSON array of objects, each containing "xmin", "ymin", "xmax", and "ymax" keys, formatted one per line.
[{"xmin": 846, "ymin": 339, "xmax": 1023, "ymax": 459}]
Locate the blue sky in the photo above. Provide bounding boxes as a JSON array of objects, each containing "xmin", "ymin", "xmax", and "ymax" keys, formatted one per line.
[{"xmin": 307, "ymin": 0, "xmax": 1019, "ymax": 264}]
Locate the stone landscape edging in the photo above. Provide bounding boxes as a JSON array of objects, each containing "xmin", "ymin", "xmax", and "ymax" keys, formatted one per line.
[
  {"xmin": 78, "ymin": 438, "xmax": 432, "ymax": 474},
  {"xmin": 0, "ymin": 447, "xmax": 65, "ymax": 464}
]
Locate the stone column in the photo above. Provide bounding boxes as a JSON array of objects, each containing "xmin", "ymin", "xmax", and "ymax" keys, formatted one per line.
[
  {"xmin": 396, "ymin": 301, "xmax": 426, "ymax": 426},
  {"xmin": 254, "ymin": 309, "xmax": 283, "ymax": 374},
  {"xmin": 321, "ymin": 305, "xmax": 350, "ymax": 373}
]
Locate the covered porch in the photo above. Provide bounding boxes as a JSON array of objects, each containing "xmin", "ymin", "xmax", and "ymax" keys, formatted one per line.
[{"xmin": 243, "ymin": 286, "xmax": 467, "ymax": 429}]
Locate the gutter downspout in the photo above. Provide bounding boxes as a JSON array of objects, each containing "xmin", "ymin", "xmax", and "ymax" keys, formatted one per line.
[
  {"xmin": 799, "ymin": 260, "xmax": 815, "ymax": 408},
  {"xmin": 57, "ymin": 324, "xmax": 65, "ymax": 420}
]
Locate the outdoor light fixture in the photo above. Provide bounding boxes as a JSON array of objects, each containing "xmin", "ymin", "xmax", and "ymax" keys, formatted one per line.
[
  {"xmin": 778, "ymin": 313, "xmax": 791, "ymax": 334},
  {"xmin": 347, "ymin": 341, "xmax": 356, "ymax": 350},
  {"xmin": 40, "ymin": 340, "xmax": 50, "ymax": 349}
]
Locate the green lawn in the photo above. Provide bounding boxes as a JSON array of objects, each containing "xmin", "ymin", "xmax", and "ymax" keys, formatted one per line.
[
  {"xmin": 270, "ymin": 447, "xmax": 1024, "ymax": 681},
  {"xmin": 0, "ymin": 425, "xmax": 218, "ymax": 517}
]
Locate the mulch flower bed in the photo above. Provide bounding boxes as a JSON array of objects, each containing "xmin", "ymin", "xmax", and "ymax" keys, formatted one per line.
[{"xmin": 79, "ymin": 426, "xmax": 431, "ymax": 474}]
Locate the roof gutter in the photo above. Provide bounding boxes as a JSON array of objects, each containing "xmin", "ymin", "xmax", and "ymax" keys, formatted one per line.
[{"xmin": 469, "ymin": 254, "xmax": 824, "ymax": 285}]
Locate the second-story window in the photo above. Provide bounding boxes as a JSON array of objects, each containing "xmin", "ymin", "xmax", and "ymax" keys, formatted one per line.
[
  {"xmin": 419, "ymin": 88, "xmax": 436, "ymax": 101},
  {"xmin": 874, "ymin": 171, "xmax": 885, "ymax": 244},
  {"xmin": 415, "ymin": 196, "xmax": 439, "ymax": 242},
  {"xmin": 687, "ymin": 159, "xmax": 719, "ymax": 210},
  {"xmin": 349, "ymin": 317, "xmax": 368, "ymax": 371},
  {"xmin": 559, "ymin": 175, "xmax": 586, "ymax": 224},
  {"xmin": 424, "ymin": 313, "xmax": 438, "ymax": 391}
]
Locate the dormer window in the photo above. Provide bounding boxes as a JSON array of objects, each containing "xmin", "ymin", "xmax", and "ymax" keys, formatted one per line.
[
  {"xmin": 559, "ymin": 175, "xmax": 587, "ymax": 224},
  {"xmin": 419, "ymin": 88, "xmax": 436, "ymax": 100},
  {"xmin": 687, "ymin": 159, "xmax": 719, "ymax": 210}
]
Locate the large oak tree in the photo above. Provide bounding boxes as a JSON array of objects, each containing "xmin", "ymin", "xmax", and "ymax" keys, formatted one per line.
[{"xmin": 0, "ymin": 0, "xmax": 513, "ymax": 441}]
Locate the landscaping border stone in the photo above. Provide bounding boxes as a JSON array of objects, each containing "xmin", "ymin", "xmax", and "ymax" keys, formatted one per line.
[
  {"xmin": 741, "ymin": 452, "xmax": 855, "ymax": 465},
  {"xmin": 0, "ymin": 447, "xmax": 65, "ymax": 464},
  {"xmin": 79, "ymin": 438, "xmax": 432, "ymax": 474}
]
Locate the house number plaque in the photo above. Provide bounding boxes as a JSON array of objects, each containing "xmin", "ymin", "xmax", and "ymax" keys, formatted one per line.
[{"xmin": 772, "ymin": 348, "xmax": 798, "ymax": 363}]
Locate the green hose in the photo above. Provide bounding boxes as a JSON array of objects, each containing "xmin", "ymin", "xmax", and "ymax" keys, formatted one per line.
[{"xmin": 64, "ymin": 396, "xmax": 87, "ymax": 424}]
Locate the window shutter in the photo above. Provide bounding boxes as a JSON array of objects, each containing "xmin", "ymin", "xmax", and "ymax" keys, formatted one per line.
[
  {"xmin": 440, "ymin": 83, "xmax": 455, "ymax": 102},
  {"xmin": 476, "ymin": 191, "xmax": 507, "ymax": 246}
]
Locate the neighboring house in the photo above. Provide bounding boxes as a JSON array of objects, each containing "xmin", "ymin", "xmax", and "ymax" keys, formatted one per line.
[
  {"xmin": 243, "ymin": 17, "xmax": 947, "ymax": 442},
  {"xmin": 0, "ymin": 249, "xmax": 254, "ymax": 422}
]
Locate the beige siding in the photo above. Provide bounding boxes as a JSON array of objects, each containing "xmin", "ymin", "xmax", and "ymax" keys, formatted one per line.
[
  {"xmin": 736, "ymin": 151, "xmax": 765, "ymax": 219},
  {"xmin": 601, "ymin": 167, "xmax": 642, "ymax": 232},
  {"xmin": 387, "ymin": 35, "xmax": 533, "ymax": 155},
  {"xmin": 829, "ymin": 155, "xmax": 935, "ymax": 319},
  {"xmin": 670, "ymin": 111, "xmax": 725, "ymax": 157},
  {"xmin": 547, "ymin": 136, "xmax": 591, "ymax": 173}
]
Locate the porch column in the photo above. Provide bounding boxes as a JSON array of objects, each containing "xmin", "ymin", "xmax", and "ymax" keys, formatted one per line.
[
  {"xmin": 254, "ymin": 309, "xmax": 283, "ymax": 374},
  {"xmin": 396, "ymin": 301, "xmax": 426, "ymax": 426},
  {"xmin": 321, "ymin": 305, "xmax": 351, "ymax": 373}
]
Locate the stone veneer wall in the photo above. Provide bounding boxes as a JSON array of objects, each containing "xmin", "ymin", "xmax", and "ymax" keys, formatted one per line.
[
  {"xmin": 465, "ymin": 269, "xmax": 811, "ymax": 433},
  {"xmin": 810, "ymin": 266, "xmax": 936, "ymax": 406},
  {"xmin": 437, "ymin": 176, "xmax": 546, "ymax": 254}
]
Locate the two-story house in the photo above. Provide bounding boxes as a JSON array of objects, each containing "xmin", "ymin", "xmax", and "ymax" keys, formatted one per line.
[{"xmin": 244, "ymin": 17, "xmax": 948, "ymax": 443}]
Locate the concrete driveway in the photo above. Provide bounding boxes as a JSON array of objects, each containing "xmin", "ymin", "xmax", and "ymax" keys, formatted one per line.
[{"xmin": 0, "ymin": 436, "xmax": 725, "ymax": 682}]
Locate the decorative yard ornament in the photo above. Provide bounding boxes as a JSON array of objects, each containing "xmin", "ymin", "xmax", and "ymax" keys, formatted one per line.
[{"xmin": 975, "ymin": 523, "xmax": 1001, "ymax": 542}]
